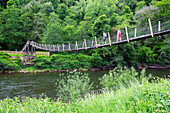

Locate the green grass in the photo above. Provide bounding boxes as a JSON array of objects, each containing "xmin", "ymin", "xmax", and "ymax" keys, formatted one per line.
[
  {"xmin": 0, "ymin": 78, "xmax": 169, "ymax": 113},
  {"xmin": 70, "ymin": 78, "xmax": 169, "ymax": 113}
]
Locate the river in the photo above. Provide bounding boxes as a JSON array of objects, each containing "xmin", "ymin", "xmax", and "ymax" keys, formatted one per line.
[{"xmin": 0, "ymin": 69, "xmax": 169, "ymax": 99}]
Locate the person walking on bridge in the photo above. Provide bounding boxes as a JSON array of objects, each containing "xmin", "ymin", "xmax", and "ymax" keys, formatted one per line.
[
  {"xmin": 103, "ymin": 31, "xmax": 107, "ymax": 44},
  {"xmin": 117, "ymin": 29, "xmax": 121, "ymax": 41}
]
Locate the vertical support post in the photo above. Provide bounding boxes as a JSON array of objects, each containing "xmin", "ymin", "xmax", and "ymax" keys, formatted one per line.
[
  {"xmin": 63, "ymin": 44, "xmax": 65, "ymax": 51},
  {"xmin": 92, "ymin": 39, "xmax": 93, "ymax": 46},
  {"xmin": 31, "ymin": 46, "xmax": 33, "ymax": 56},
  {"xmin": 125, "ymin": 27, "xmax": 129, "ymax": 42},
  {"xmin": 27, "ymin": 41, "xmax": 29, "ymax": 57},
  {"xmin": 57, "ymin": 44, "xmax": 59, "ymax": 52},
  {"xmin": 108, "ymin": 32, "xmax": 111, "ymax": 46},
  {"xmin": 158, "ymin": 21, "xmax": 160, "ymax": 31},
  {"xmin": 45, "ymin": 45, "xmax": 47, "ymax": 50},
  {"xmin": 95, "ymin": 36, "xmax": 98, "ymax": 48},
  {"xmin": 69, "ymin": 42, "xmax": 71, "ymax": 51},
  {"xmin": 42, "ymin": 44, "xmax": 43, "ymax": 50},
  {"xmin": 148, "ymin": 19, "xmax": 154, "ymax": 37},
  {"xmin": 84, "ymin": 39, "xmax": 87, "ymax": 49},
  {"xmin": 134, "ymin": 28, "xmax": 137, "ymax": 38},
  {"xmin": 23, "ymin": 48, "xmax": 26, "ymax": 56},
  {"xmin": 34, "ymin": 48, "xmax": 36, "ymax": 57},
  {"xmin": 76, "ymin": 41, "xmax": 78, "ymax": 50}
]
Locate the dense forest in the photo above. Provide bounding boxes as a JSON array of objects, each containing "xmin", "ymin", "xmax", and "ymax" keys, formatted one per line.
[{"xmin": 0, "ymin": 0, "xmax": 169, "ymax": 69}]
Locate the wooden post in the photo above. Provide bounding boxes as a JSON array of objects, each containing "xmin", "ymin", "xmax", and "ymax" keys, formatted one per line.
[
  {"xmin": 69, "ymin": 42, "xmax": 71, "ymax": 51},
  {"xmin": 92, "ymin": 39, "xmax": 93, "ymax": 46},
  {"xmin": 158, "ymin": 21, "xmax": 160, "ymax": 31},
  {"xmin": 63, "ymin": 44, "xmax": 65, "ymax": 51},
  {"xmin": 134, "ymin": 28, "xmax": 137, "ymax": 38},
  {"xmin": 84, "ymin": 39, "xmax": 87, "ymax": 49},
  {"xmin": 108, "ymin": 32, "xmax": 111, "ymax": 46},
  {"xmin": 53, "ymin": 45, "xmax": 55, "ymax": 51},
  {"xmin": 82, "ymin": 40, "xmax": 84, "ymax": 48},
  {"xmin": 46, "ymin": 44, "xmax": 47, "ymax": 50},
  {"xmin": 148, "ymin": 19, "xmax": 154, "ymax": 37},
  {"xmin": 57, "ymin": 44, "xmax": 59, "ymax": 52},
  {"xmin": 42, "ymin": 44, "xmax": 43, "ymax": 50},
  {"xmin": 31, "ymin": 46, "xmax": 33, "ymax": 56},
  {"xmin": 34, "ymin": 48, "xmax": 36, "ymax": 57},
  {"xmin": 125, "ymin": 27, "xmax": 129, "ymax": 42},
  {"xmin": 76, "ymin": 41, "xmax": 78, "ymax": 50},
  {"xmin": 95, "ymin": 36, "xmax": 98, "ymax": 48},
  {"xmin": 27, "ymin": 41, "xmax": 29, "ymax": 57},
  {"xmin": 23, "ymin": 48, "xmax": 26, "ymax": 56}
]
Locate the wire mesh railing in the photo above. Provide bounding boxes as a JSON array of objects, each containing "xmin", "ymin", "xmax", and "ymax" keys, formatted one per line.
[{"xmin": 29, "ymin": 16, "xmax": 170, "ymax": 52}]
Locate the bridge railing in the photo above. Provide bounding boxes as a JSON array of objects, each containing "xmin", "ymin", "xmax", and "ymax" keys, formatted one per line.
[{"xmin": 29, "ymin": 16, "xmax": 170, "ymax": 52}]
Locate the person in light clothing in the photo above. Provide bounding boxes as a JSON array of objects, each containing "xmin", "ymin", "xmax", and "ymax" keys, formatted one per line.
[
  {"xmin": 103, "ymin": 31, "xmax": 107, "ymax": 44},
  {"xmin": 117, "ymin": 29, "xmax": 121, "ymax": 41}
]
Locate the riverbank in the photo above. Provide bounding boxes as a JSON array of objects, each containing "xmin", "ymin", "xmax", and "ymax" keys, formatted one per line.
[
  {"xmin": 1, "ymin": 64, "xmax": 170, "ymax": 74},
  {"xmin": 1, "ymin": 51, "xmax": 170, "ymax": 74},
  {"xmin": 0, "ymin": 68, "xmax": 100, "ymax": 74}
]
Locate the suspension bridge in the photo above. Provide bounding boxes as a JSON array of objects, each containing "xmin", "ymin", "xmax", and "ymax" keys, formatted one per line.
[{"xmin": 21, "ymin": 16, "xmax": 170, "ymax": 56}]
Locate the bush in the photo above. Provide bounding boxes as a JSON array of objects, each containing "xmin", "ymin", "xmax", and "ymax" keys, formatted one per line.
[
  {"xmin": 0, "ymin": 52, "xmax": 21, "ymax": 71},
  {"xmin": 138, "ymin": 46, "xmax": 156, "ymax": 64},
  {"xmin": 99, "ymin": 66, "xmax": 150, "ymax": 90},
  {"xmin": 56, "ymin": 71, "xmax": 93, "ymax": 102},
  {"xmin": 31, "ymin": 53, "xmax": 102, "ymax": 70}
]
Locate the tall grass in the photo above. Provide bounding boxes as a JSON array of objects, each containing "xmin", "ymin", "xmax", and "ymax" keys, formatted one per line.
[
  {"xmin": 99, "ymin": 66, "xmax": 152, "ymax": 90},
  {"xmin": 56, "ymin": 71, "xmax": 93, "ymax": 102},
  {"xmin": 68, "ymin": 78, "xmax": 169, "ymax": 113}
]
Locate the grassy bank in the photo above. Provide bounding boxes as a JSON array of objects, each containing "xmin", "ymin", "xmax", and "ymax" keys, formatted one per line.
[{"xmin": 0, "ymin": 77, "xmax": 169, "ymax": 112}]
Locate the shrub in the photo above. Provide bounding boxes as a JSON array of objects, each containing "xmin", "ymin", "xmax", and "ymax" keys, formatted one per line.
[
  {"xmin": 56, "ymin": 71, "xmax": 93, "ymax": 102},
  {"xmin": 30, "ymin": 53, "xmax": 102, "ymax": 70},
  {"xmin": 99, "ymin": 66, "xmax": 150, "ymax": 90},
  {"xmin": 0, "ymin": 52, "xmax": 21, "ymax": 71}
]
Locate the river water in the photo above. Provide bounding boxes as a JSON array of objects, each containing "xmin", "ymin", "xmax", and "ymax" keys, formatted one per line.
[{"xmin": 0, "ymin": 69, "xmax": 169, "ymax": 99}]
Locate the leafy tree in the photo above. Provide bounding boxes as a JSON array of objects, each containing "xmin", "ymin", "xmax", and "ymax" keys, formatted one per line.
[
  {"xmin": 93, "ymin": 14, "xmax": 110, "ymax": 37},
  {"xmin": 56, "ymin": 3, "xmax": 70, "ymax": 20},
  {"xmin": 42, "ymin": 12, "xmax": 64, "ymax": 44},
  {"xmin": 134, "ymin": 5, "xmax": 159, "ymax": 24},
  {"xmin": 135, "ymin": 1, "xmax": 146, "ymax": 11},
  {"xmin": 70, "ymin": 0, "xmax": 88, "ymax": 23},
  {"xmin": 0, "ymin": 4, "xmax": 27, "ymax": 50},
  {"xmin": 40, "ymin": 1, "xmax": 54, "ymax": 16},
  {"xmin": 154, "ymin": 0, "xmax": 170, "ymax": 18},
  {"xmin": 76, "ymin": 20, "xmax": 93, "ymax": 40}
]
